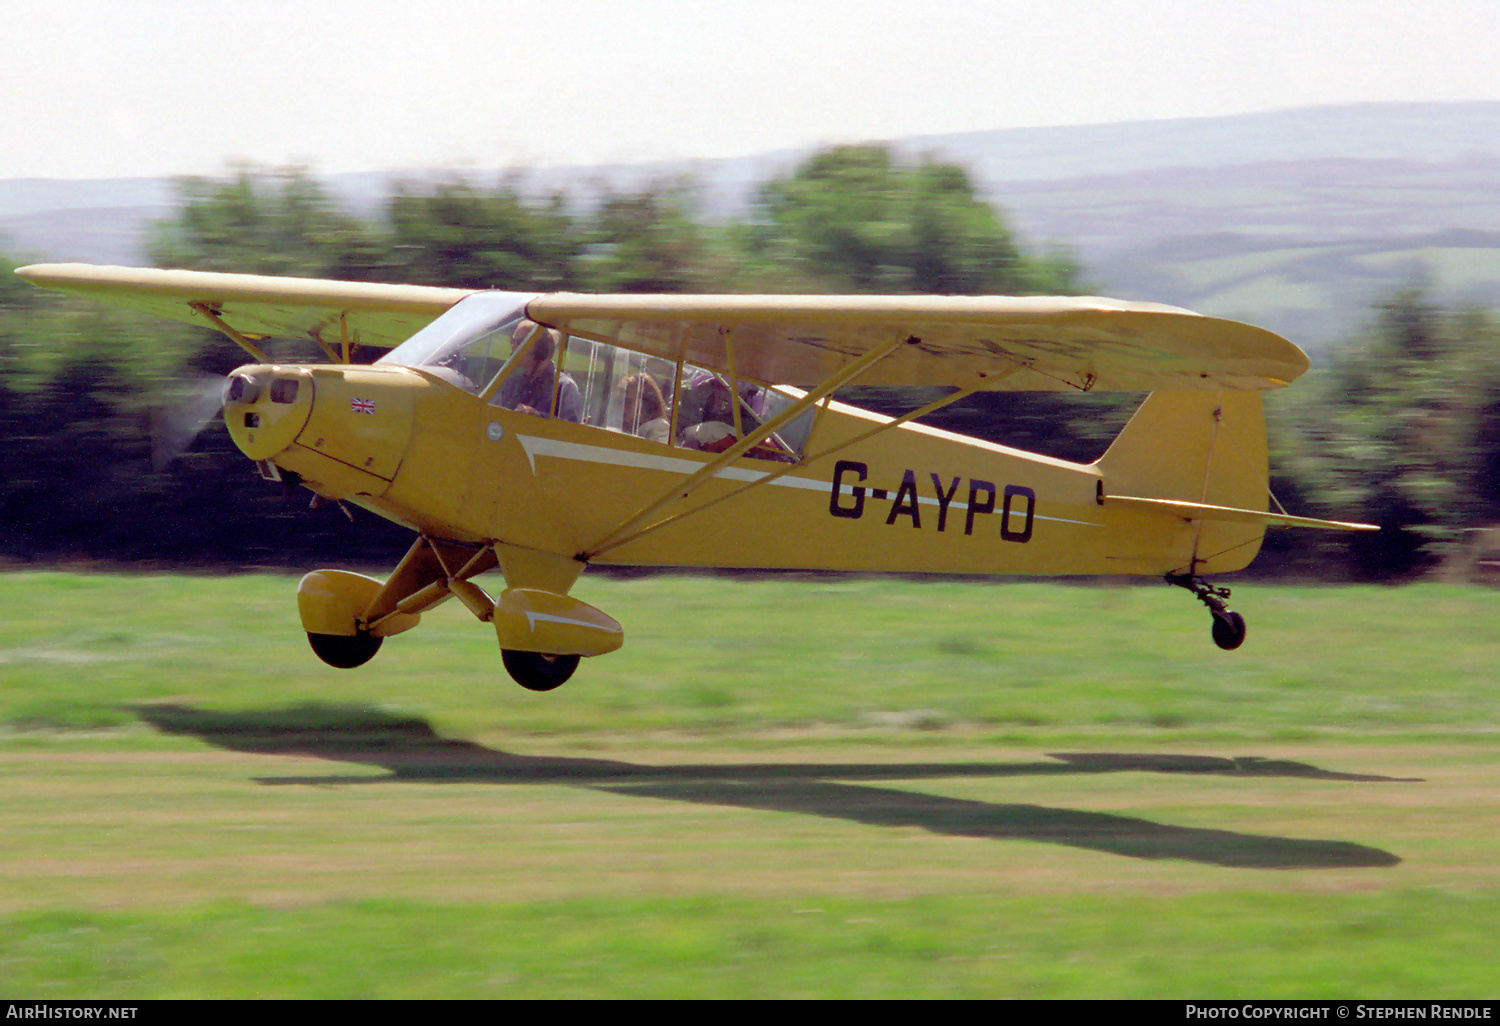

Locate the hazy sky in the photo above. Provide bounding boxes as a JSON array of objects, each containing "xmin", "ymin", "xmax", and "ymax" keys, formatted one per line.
[{"xmin": 5, "ymin": 0, "xmax": 1498, "ymax": 180}]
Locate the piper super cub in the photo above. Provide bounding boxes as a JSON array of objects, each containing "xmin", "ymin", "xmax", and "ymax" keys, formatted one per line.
[{"xmin": 17, "ymin": 263, "xmax": 1374, "ymax": 691}]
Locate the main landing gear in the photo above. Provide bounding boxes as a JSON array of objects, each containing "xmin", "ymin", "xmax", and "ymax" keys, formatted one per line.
[
  {"xmin": 295, "ymin": 542, "xmax": 620, "ymax": 691},
  {"xmin": 307, "ymin": 630, "xmax": 383, "ymax": 669},
  {"xmin": 1166, "ymin": 572, "xmax": 1248, "ymax": 651},
  {"xmin": 307, "ymin": 627, "xmax": 577, "ymax": 690},
  {"xmin": 500, "ymin": 650, "xmax": 581, "ymax": 691}
]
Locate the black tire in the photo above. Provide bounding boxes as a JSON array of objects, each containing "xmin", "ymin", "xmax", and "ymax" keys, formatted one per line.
[
  {"xmin": 307, "ymin": 630, "xmax": 383, "ymax": 668},
  {"xmin": 1210, "ymin": 610, "xmax": 1247, "ymax": 651},
  {"xmin": 501, "ymin": 649, "xmax": 580, "ymax": 691}
]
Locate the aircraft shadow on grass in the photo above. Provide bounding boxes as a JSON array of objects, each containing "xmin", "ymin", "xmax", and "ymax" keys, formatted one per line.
[{"xmin": 131, "ymin": 702, "xmax": 1410, "ymax": 871}]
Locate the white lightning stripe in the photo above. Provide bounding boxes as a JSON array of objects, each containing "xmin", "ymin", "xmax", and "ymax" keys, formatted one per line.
[
  {"xmin": 517, "ymin": 435, "xmax": 825, "ymax": 492},
  {"xmin": 1024, "ymin": 514, "xmax": 1099, "ymax": 527},
  {"xmin": 515, "ymin": 434, "xmax": 1098, "ymax": 526},
  {"xmin": 525, "ymin": 610, "xmax": 619, "ymax": 633}
]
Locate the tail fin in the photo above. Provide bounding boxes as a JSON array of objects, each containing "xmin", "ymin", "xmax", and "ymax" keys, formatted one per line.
[
  {"xmin": 1097, "ymin": 390, "xmax": 1267, "ymax": 509},
  {"xmin": 1095, "ymin": 390, "xmax": 1269, "ymax": 573}
]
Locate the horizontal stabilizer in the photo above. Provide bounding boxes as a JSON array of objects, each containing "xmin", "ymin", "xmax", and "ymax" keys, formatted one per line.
[{"xmin": 1106, "ymin": 495, "xmax": 1378, "ymax": 532}]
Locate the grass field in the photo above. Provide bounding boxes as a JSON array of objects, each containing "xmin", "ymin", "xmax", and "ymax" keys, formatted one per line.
[{"xmin": 1, "ymin": 570, "xmax": 1497, "ymax": 998}]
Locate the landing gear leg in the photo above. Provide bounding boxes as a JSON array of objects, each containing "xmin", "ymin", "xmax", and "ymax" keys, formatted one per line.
[{"xmin": 1166, "ymin": 572, "xmax": 1248, "ymax": 650}]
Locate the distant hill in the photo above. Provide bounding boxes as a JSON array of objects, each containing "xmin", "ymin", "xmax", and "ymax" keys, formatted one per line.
[
  {"xmin": 991, "ymin": 153, "xmax": 1500, "ymax": 342},
  {"xmin": 7, "ymin": 102, "xmax": 1500, "ymax": 347},
  {"xmin": 897, "ymin": 102, "xmax": 1500, "ymax": 179}
]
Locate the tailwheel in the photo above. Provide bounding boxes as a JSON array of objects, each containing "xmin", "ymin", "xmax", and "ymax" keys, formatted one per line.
[
  {"xmin": 1166, "ymin": 572, "xmax": 1248, "ymax": 651},
  {"xmin": 1210, "ymin": 609, "xmax": 1247, "ymax": 651},
  {"xmin": 307, "ymin": 630, "xmax": 383, "ymax": 669},
  {"xmin": 501, "ymin": 650, "xmax": 580, "ymax": 691}
]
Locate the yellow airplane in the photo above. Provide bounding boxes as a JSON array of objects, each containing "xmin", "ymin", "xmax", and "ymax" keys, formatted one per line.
[{"xmin": 16, "ymin": 263, "xmax": 1374, "ymax": 691}]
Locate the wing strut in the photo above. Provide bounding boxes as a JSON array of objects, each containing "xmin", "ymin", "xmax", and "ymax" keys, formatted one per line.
[
  {"xmin": 307, "ymin": 327, "xmax": 342, "ymax": 364},
  {"xmin": 580, "ymin": 333, "xmax": 916, "ymax": 560},
  {"xmin": 339, "ymin": 312, "xmax": 359, "ymax": 364},
  {"xmin": 584, "ymin": 359, "xmax": 1020, "ymax": 561},
  {"xmin": 189, "ymin": 303, "xmax": 268, "ymax": 362}
]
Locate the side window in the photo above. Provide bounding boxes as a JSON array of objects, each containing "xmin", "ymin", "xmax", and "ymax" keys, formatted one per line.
[
  {"xmin": 760, "ymin": 388, "xmax": 816, "ymax": 457},
  {"xmin": 561, "ymin": 337, "xmax": 672, "ymax": 441},
  {"xmin": 552, "ymin": 341, "xmax": 808, "ymax": 463},
  {"xmin": 490, "ymin": 324, "xmax": 583, "ymax": 422},
  {"xmin": 675, "ymin": 366, "xmax": 800, "ymax": 463}
]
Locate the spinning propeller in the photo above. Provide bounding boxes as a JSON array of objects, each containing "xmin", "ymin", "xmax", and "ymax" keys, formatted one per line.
[{"xmin": 149, "ymin": 373, "xmax": 231, "ymax": 472}]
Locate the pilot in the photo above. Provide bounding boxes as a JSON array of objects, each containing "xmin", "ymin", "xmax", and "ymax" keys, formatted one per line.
[
  {"xmin": 675, "ymin": 373, "xmax": 733, "ymax": 451},
  {"xmin": 496, "ymin": 320, "xmax": 582, "ymax": 422},
  {"xmin": 676, "ymin": 370, "xmax": 794, "ymax": 461},
  {"xmin": 616, "ymin": 372, "xmax": 669, "ymax": 443}
]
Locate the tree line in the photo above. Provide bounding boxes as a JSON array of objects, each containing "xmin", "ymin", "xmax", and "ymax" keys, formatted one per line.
[{"xmin": 1, "ymin": 145, "xmax": 1496, "ymax": 579}]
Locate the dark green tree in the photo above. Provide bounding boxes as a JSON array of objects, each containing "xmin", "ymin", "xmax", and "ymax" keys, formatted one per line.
[
  {"xmin": 1271, "ymin": 289, "xmax": 1500, "ymax": 577},
  {"xmin": 383, "ymin": 177, "xmax": 582, "ymax": 291},
  {"xmin": 149, "ymin": 166, "xmax": 385, "ymax": 280},
  {"xmin": 578, "ymin": 179, "xmax": 717, "ymax": 293},
  {"xmin": 742, "ymin": 144, "xmax": 1079, "ymax": 296}
]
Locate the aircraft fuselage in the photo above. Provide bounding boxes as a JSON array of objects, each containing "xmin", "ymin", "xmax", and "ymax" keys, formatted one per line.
[{"xmin": 224, "ymin": 361, "xmax": 1264, "ymax": 583}]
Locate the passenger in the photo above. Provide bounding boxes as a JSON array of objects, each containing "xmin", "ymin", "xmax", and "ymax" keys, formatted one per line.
[
  {"xmin": 676, "ymin": 373, "xmax": 739, "ymax": 452},
  {"xmin": 615, "ymin": 373, "xmax": 669, "ymax": 443},
  {"xmin": 643, "ymin": 357, "xmax": 678, "ymax": 406},
  {"xmin": 676, "ymin": 370, "xmax": 795, "ymax": 461},
  {"xmin": 495, "ymin": 320, "xmax": 582, "ymax": 422},
  {"xmin": 738, "ymin": 380, "xmax": 768, "ymax": 418}
]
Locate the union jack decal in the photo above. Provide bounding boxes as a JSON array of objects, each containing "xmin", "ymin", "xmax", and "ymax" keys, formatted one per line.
[{"xmin": 350, "ymin": 397, "xmax": 376, "ymax": 415}]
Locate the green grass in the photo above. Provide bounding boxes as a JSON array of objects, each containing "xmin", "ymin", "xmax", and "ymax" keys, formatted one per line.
[
  {"xmin": 4, "ymin": 891, "xmax": 1496, "ymax": 999},
  {"xmin": 1, "ymin": 570, "xmax": 1498, "ymax": 997},
  {"xmin": 2, "ymin": 571, "xmax": 1498, "ymax": 743}
]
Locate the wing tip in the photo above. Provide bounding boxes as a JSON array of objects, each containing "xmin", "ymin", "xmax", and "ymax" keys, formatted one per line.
[{"xmin": 14, "ymin": 262, "xmax": 54, "ymax": 282}]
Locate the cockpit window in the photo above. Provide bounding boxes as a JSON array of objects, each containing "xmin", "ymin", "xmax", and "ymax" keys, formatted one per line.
[
  {"xmin": 560, "ymin": 337, "xmax": 805, "ymax": 461},
  {"xmin": 378, "ymin": 292, "xmax": 538, "ymax": 394},
  {"xmin": 562, "ymin": 336, "xmax": 676, "ymax": 441},
  {"xmin": 674, "ymin": 366, "xmax": 799, "ymax": 462},
  {"xmin": 382, "ymin": 296, "xmax": 813, "ymax": 460}
]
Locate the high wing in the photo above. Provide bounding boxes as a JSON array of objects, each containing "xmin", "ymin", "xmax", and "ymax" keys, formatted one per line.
[
  {"xmin": 16, "ymin": 264, "xmax": 1307, "ymax": 392},
  {"xmin": 527, "ymin": 293, "xmax": 1309, "ymax": 392},
  {"xmin": 14, "ymin": 263, "xmax": 473, "ymax": 358}
]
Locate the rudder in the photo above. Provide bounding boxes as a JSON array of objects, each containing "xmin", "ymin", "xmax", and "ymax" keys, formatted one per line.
[{"xmin": 1095, "ymin": 390, "xmax": 1269, "ymax": 573}]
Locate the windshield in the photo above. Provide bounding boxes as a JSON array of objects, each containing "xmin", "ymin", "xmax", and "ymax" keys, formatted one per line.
[{"xmin": 378, "ymin": 292, "xmax": 538, "ymax": 393}]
